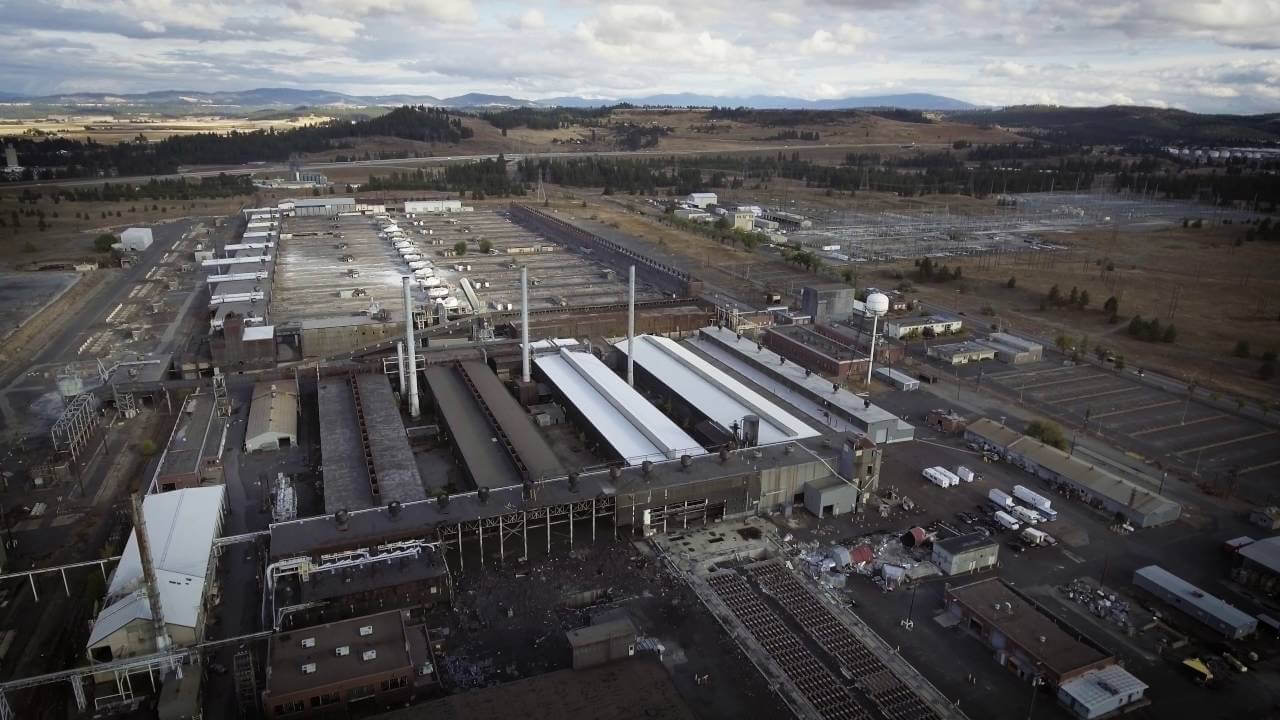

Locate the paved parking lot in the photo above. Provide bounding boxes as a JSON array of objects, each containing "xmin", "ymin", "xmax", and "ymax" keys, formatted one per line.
[{"xmin": 970, "ymin": 361, "xmax": 1280, "ymax": 482}]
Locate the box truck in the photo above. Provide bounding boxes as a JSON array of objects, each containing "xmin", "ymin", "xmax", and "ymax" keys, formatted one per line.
[
  {"xmin": 988, "ymin": 488, "xmax": 1015, "ymax": 510},
  {"xmin": 994, "ymin": 510, "xmax": 1021, "ymax": 531},
  {"xmin": 1020, "ymin": 527, "xmax": 1054, "ymax": 546}
]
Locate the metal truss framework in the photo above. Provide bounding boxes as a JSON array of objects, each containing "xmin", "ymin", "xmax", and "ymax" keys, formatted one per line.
[{"xmin": 51, "ymin": 393, "xmax": 100, "ymax": 461}]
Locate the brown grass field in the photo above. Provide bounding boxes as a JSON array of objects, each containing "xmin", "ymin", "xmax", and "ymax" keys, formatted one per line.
[
  {"xmin": 882, "ymin": 226, "xmax": 1280, "ymax": 402},
  {"xmin": 0, "ymin": 114, "xmax": 332, "ymax": 143}
]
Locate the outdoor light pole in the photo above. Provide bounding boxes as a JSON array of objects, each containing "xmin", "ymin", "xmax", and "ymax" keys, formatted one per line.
[{"xmin": 1026, "ymin": 674, "xmax": 1044, "ymax": 720}]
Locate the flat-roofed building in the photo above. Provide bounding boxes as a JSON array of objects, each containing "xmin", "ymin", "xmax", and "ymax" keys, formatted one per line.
[
  {"xmin": 763, "ymin": 324, "xmax": 869, "ymax": 380},
  {"xmin": 1133, "ymin": 565, "xmax": 1257, "ymax": 639},
  {"xmin": 885, "ymin": 315, "xmax": 961, "ymax": 339},
  {"xmin": 567, "ymin": 617, "xmax": 638, "ymax": 669},
  {"xmin": 1056, "ymin": 665, "xmax": 1149, "ymax": 719},
  {"xmin": 927, "ymin": 341, "xmax": 996, "ymax": 365},
  {"xmin": 945, "ymin": 577, "xmax": 1114, "ymax": 686},
  {"xmin": 932, "ymin": 533, "xmax": 998, "ymax": 576},
  {"xmin": 263, "ymin": 609, "xmax": 434, "ymax": 719}
]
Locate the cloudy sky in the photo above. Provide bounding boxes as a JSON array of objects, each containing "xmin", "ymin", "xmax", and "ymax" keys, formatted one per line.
[{"xmin": 1, "ymin": 0, "xmax": 1277, "ymax": 113}]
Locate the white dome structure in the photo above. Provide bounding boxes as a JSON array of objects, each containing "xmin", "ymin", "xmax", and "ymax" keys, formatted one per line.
[
  {"xmin": 437, "ymin": 296, "xmax": 460, "ymax": 309},
  {"xmin": 866, "ymin": 292, "xmax": 890, "ymax": 316},
  {"xmin": 427, "ymin": 286, "xmax": 451, "ymax": 298}
]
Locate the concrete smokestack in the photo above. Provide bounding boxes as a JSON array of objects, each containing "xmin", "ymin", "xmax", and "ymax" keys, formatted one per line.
[
  {"xmin": 627, "ymin": 265, "xmax": 635, "ymax": 386},
  {"xmin": 396, "ymin": 341, "xmax": 406, "ymax": 400},
  {"xmin": 521, "ymin": 266, "xmax": 531, "ymax": 383},
  {"xmin": 402, "ymin": 277, "xmax": 419, "ymax": 418}
]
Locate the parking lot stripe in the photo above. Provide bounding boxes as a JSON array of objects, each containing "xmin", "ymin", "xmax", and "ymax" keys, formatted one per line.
[
  {"xmin": 1240, "ymin": 459, "xmax": 1280, "ymax": 476},
  {"xmin": 1091, "ymin": 399, "xmax": 1179, "ymax": 419},
  {"xmin": 1174, "ymin": 430, "xmax": 1276, "ymax": 455},
  {"xmin": 1049, "ymin": 385, "xmax": 1145, "ymax": 403},
  {"xmin": 1011, "ymin": 374, "xmax": 1109, "ymax": 391},
  {"xmin": 1131, "ymin": 413, "xmax": 1222, "ymax": 436},
  {"xmin": 1062, "ymin": 550, "xmax": 1085, "ymax": 564}
]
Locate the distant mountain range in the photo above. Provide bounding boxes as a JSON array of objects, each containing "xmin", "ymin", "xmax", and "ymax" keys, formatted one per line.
[{"xmin": 0, "ymin": 87, "xmax": 976, "ymax": 112}]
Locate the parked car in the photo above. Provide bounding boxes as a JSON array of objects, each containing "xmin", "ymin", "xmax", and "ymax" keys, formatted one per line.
[{"xmin": 1006, "ymin": 542, "xmax": 1026, "ymax": 554}]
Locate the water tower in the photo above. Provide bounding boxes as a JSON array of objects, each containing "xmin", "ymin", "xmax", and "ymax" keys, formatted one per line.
[{"xmin": 863, "ymin": 292, "xmax": 889, "ymax": 386}]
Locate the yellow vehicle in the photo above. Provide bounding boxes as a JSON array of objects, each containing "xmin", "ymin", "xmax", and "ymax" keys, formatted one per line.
[{"xmin": 1182, "ymin": 657, "xmax": 1214, "ymax": 685}]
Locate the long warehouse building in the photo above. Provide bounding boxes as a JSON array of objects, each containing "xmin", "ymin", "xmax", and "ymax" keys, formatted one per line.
[
  {"xmin": 535, "ymin": 347, "xmax": 705, "ymax": 465},
  {"xmin": 319, "ymin": 374, "xmax": 427, "ymax": 513},
  {"xmin": 617, "ymin": 334, "xmax": 819, "ymax": 446},
  {"xmin": 424, "ymin": 361, "xmax": 564, "ymax": 488}
]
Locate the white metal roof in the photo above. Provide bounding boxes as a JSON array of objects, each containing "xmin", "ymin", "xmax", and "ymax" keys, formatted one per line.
[
  {"xmin": 1057, "ymin": 664, "xmax": 1148, "ymax": 711},
  {"xmin": 617, "ymin": 335, "xmax": 818, "ymax": 445},
  {"xmin": 1134, "ymin": 565, "xmax": 1256, "ymax": 632},
  {"xmin": 88, "ymin": 486, "xmax": 225, "ymax": 647},
  {"xmin": 242, "ymin": 325, "xmax": 275, "ymax": 342},
  {"xmin": 1238, "ymin": 536, "xmax": 1280, "ymax": 574},
  {"xmin": 536, "ymin": 349, "xmax": 705, "ymax": 465}
]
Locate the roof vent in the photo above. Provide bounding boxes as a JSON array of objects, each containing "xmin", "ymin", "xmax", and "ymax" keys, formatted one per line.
[
  {"xmin": 301, "ymin": 663, "xmax": 317, "ymax": 674},
  {"xmin": 567, "ymin": 471, "xmax": 580, "ymax": 493},
  {"xmin": 334, "ymin": 509, "xmax": 350, "ymax": 531},
  {"xmin": 477, "ymin": 486, "xmax": 490, "ymax": 504},
  {"xmin": 301, "ymin": 637, "xmax": 316, "ymax": 648},
  {"xmin": 388, "ymin": 500, "xmax": 402, "ymax": 518},
  {"xmin": 1038, "ymin": 635, "xmax": 1047, "ymax": 644},
  {"xmin": 359, "ymin": 625, "xmax": 374, "ymax": 637},
  {"xmin": 680, "ymin": 455, "xmax": 692, "ymax": 470},
  {"xmin": 642, "ymin": 460, "xmax": 653, "ymax": 476},
  {"xmin": 362, "ymin": 650, "xmax": 377, "ymax": 661},
  {"xmin": 609, "ymin": 466, "xmax": 622, "ymax": 481},
  {"xmin": 335, "ymin": 645, "xmax": 350, "ymax": 657}
]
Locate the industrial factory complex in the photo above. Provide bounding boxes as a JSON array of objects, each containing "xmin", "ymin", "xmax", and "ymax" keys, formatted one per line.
[{"xmin": 2, "ymin": 185, "xmax": 1276, "ymax": 720}]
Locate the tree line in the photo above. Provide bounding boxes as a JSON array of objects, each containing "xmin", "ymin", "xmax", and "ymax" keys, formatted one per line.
[{"xmin": 1, "ymin": 106, "xmax": 472, "ymax": 180}]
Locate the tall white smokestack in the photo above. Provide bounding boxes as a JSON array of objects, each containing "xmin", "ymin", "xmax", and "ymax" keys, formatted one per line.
[
  {"xmin": 402, "ymin": 277, "xmax": 419, "ymax": 417},
  {"xmin": 627, "ymin": 265, "xmax": 635, "ymax": 386},
  {"xmin": 521, "ymin": 266, "xmax": 531, "ymax": 383},
  {"xmin": 396, "ymin": 341, "xmax": 406, "ymax": 400}
]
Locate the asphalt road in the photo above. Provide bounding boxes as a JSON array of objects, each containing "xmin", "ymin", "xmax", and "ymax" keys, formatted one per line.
[{"xmin": 1, "ymin": 142, "xmax": 952, "ymax": 191}]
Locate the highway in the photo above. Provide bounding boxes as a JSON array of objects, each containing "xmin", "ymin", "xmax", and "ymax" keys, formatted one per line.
[{"xmin": 0, "ymin": 141, "xmax": 951, "ymax": 190}]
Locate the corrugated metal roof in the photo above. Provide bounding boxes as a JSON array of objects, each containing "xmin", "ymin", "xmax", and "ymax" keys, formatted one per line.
[
  {"xmin": 536, "ymin": 349, "xmax": 704, "ymax": 465},
  {"xmin": 246, "ymin": 380, "xmax": 297, "ymax": 449},
  {"xmin": 1009, "ymin": 438, "xmax": 1180, "ymax": 519},
  {"xmin": 1238, "ymin": 535, "xmax": 1280, "ymax": 573},
  {"xmin": 1057, "ymin": 664, "xmax": 1147, "ymax": 711},
  {"xmin": 1134, "ymin": 565, "xmax": 1257, "ymax": 632},
  {"xmin": 88, "ymin": 486, "xmax": 224, "ymax": 646},
  {"xmin": 619, "ymin": 334, "xmax": 817, "ymax": 445}
]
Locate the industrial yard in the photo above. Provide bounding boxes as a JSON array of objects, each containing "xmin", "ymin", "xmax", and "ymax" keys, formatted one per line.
[{"xmin": 0, "ymin": 185, "xmax": 1275, "ymax": 720}]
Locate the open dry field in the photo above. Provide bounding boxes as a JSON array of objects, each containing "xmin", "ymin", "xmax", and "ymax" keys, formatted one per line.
[
  {"xmin": 0, "ymin": 113, "xmax": 333, "ymax": 143},
  {"xmin": 303, "ymin": 108, "xmax": 1024, "ymax": 166},
  {"xmin": 885, "ymin": 225, "xmax": 1280, "ymax": 402},
  {"xmin": 0, "ymin": 191, "xmax": 251, "ymax": 268}
]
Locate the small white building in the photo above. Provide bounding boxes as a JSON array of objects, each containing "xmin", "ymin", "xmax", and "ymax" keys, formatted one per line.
[
  {"xmin": 1056, "ymin": 665, "xmax": 1149, "ymax": 719},
  {"xmin": 120, "ymin": 227, "xmax": 154, "ymax": 252},
  {"xmin": 685, "ymin": 192, "xmax": 717, "ymax": 208},
  {"xmin": 885, "ymin": 315, "xmax": 962, "ymax": 339},
  {"xmin": 405, "ymin": 199, "xmax": 463, "ymax": 213}
]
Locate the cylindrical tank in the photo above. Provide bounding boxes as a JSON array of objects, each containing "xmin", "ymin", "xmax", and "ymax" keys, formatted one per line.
[
  {"xmin": 866, "ymin": 292, "xmax": 889, "ymax": 316},
  {"xmin": 741, "ymin": 415, "xmax": 761, "ymax": 447}
]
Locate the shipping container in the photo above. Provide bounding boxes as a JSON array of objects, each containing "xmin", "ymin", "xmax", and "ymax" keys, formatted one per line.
[
  {"xmin": 956, "ymin": 466, "xmax": 976, "ymax": 483},
  {"xmin": 994, "ymin": 510, "xmax": 1021, "ymax": 530},
  {"xmin": 988, "ymin": 488, "xmax": 1014, "ymax": 509}
]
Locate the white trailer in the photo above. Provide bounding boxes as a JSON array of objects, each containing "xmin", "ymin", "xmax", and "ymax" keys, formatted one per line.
[
  {"xmin": 1013, "ymin": 485, "xmax": 1053, "ymax": 512},
  {"xmin": 1010, "ymin": 505, "xmax": 1043, "ymax": 526},
  {"xmin": 922, "ymin": 467, "xmax": 958, "ymax": 488},
  {"xmin": 994, "ymin": 511, "xmax": 1021, "ymax": 531},
  {"xmin": 956, "ymin": 466, "xmax": 976, "ymax": 483},
  {"xmin": 988, "ymin": 488, "xmax": 1015, "ymax": 510}
]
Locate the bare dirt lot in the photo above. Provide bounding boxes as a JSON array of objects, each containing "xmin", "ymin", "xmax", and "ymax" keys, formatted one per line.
[{"xmin": 886, "ymin": 225, "xmax": 1280, "ymax": 402}]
